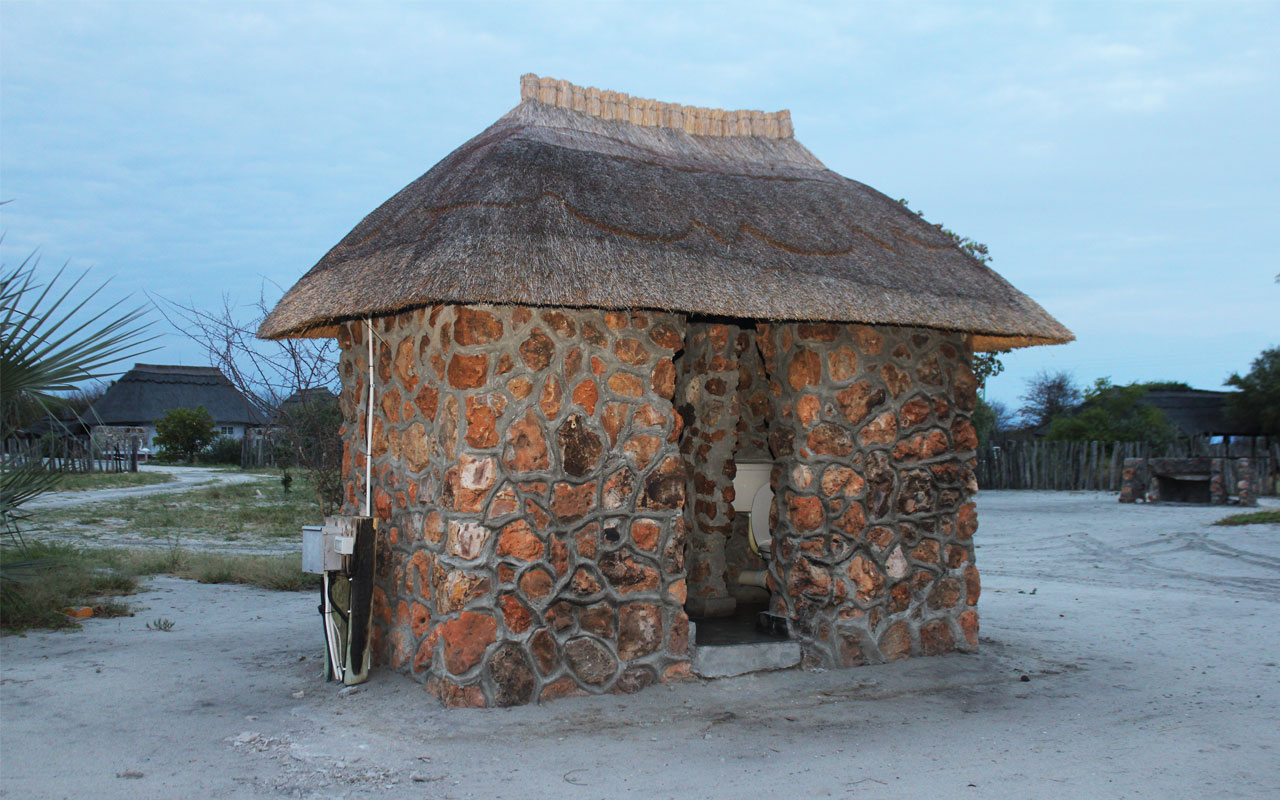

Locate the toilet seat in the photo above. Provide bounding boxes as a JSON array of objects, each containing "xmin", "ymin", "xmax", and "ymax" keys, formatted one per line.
[{"xmin": 747, "ymin": 482, "xmax": 773, "ymax": 558}]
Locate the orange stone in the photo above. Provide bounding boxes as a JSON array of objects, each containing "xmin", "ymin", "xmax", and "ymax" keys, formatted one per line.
[
  {"xmin": 602, "ymin": 404, "xmax": 628, "ymax": 446},
  {"xmin": 958, "ymin": 608, "xmax": 979, "ymax": 647},
  {"xmin": 859, "ymin": 411, "xmax": 899, "ymax": 446},
  {"xmin": 797, "ymin": 394, "xmax": 820, "ymax": 427},
  {"xmin": 540, "ymin": 376, "xmax": 563, "ymax": 419},
  {"xmin": 964, "ymin": 564, "xmax": 981, "ymax": 605},
  {"xmin": 650, "ymin": 359, "xmax": 675, "ymax": 400},
  {"xmin": 519, "ymin": 329, "xmax": 555, "ymax": 371},
  {"xmin": 540, "ymin": 310, "xmax": 577, "ymax": 338},
  {"xmin": 447, "ymin": 353, "xmax": 488, "ymax": 389},
  {"xmin": 550, "ymin": 481, "xmax": 597, "ymax": 522},
  {"xmin": 615, "ymin": 338, "xmax": 649, "ymax": 366},
  {"xmin": 608, "ymin": 372, "xmax": 644, "ymax": 398},
  {"xmin": 828, "ymin": 346, "xmax": 859, "ymax": 382},
  {"xmin": 464, "ymin": 397, "xmax": 499, "ymax": 448},
  {"xmin": 623, "ymin": 434, "xmax": 662, "ymax": 470},
  {"xmin": 951, "ymin": 418, "xmax": 978, "ymax": 451},
  {"xmin": 648, "ymin": 323, "xmax": 683, "ymax": 350},
  {"xmin": 453, "ymin": 306, "xmax": 503, "ymax": 345},
  {"xmin": 787, "ymin": 348, "xmax": 822, "ymax": 391},
  {"xmin": 788, "ymin": 495, "xmax": 825, "ymax": 531},
  {"xmin": 836, "ymin": 382, "xmax": 885, "ymax": 425},
  {"xmin": 508, "ymin": 376, "xmax": 533, "ymax": 399},
  {"xmin": 572, "ymin": 379, "xmax": 599, "ymax": 415},
  {"xmin": 630, "ymin": 519, "xmax": 662, "ymax": 551},
  {"xmin": 496, "ymin": 519, "xmax": 544, "ymax": 561},
  {"xmin": 503, "ymin": 411, "xmax": 549, "ymax": 473},
  {"xmin": 518, "ymin": 567, "xmax": 554, "ymax": 601},
  {"xmin": 499, "ymin": 594, "xmax": 533, "ymax": 634},
  {"xmin": 440, "ymin": 612, "xmax": 497, "ymax": 675}
]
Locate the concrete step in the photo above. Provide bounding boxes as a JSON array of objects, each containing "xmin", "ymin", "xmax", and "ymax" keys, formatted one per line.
[{"xmin": 692, "ymin": 640, "xmax": 803, "ymax": 679}]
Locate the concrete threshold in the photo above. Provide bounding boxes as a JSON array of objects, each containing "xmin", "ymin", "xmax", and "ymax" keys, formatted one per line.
[{"xmin": 692, "ymin": 640, "xmax": 803, "ymax": 679}]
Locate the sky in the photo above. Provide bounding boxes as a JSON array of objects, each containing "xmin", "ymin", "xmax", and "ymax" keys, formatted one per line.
[{"xmin": 2, "ymin": 0, "xmax": 1277, "ymax": 413}]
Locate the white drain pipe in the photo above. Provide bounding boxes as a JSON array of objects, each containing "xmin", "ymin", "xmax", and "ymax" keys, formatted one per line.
[{"xmin": 364, "ymin": 318, "xmax": 374, "ymax": 518}]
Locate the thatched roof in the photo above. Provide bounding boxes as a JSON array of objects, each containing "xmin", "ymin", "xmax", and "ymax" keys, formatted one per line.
[
  {"xmin": 89, "ymin": 364, "xmax": 266, "ymax": 427},
  {"xmin": 260, "ymin": 74, "xmax": 1072, "ymax": 351},
  {"xmin": 1142, "ymin": 390, "xmax": 1260, "ymax": 437}
]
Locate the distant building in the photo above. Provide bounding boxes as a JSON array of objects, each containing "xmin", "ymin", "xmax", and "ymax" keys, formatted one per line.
[
  {"xmin": 88, "ymin": 364, "xmax": 266, "ymax": 451},
  {"xmin": 1140, "ymin": 390, "xmax": 1260, "ymax": 438}
]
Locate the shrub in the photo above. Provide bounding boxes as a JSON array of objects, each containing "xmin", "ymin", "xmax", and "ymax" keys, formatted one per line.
[{"xmin": 200, "ymin": 435, "xmax": 242, "ymax": 466}]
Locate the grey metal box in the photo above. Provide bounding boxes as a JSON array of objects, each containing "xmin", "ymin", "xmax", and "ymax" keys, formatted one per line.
[{"xmin": 302, "ymin": 525, "xmax": 325, "ymax": 574}]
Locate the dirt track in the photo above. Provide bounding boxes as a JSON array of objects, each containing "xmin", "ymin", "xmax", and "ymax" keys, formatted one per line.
[{"xmin": 2, "ymin": 490, "xmax": 1278, "ymax": 799}]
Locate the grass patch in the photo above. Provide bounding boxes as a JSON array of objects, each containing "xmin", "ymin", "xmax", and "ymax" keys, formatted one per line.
[
  {"xmin": 28, "ymin": 474, "xmax": 319, "ymax": 542},
  {"xmin": 1213, "ymin": 510, "xmax": 1280, "ymax": 526},
  {"xmin": 1, "ymin": 542, "xmax": 141, "ymax": 633},
  {"xmin": 2, "ymin": 543, "xmax": 319, "ymax": 634},
  {"xmin": 50, "ymin": 471, "xmax": 172, "ymax": 492},
  {"xmin": 110, "ymin": 548, "xmax": 320, "ymax": 592}
]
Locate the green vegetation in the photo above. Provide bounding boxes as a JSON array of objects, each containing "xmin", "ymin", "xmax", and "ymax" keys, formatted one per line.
[
  {"xmin": 1047, "ymin": 378, "xmax": 1177, "ymax": 446},
  {"xmin": 153, "ymin": 406, "xmax": 216, "ymax": 462},
  {"xmin": 1, "ymin": 541, "xmax": 318, "ymax": 634},
  {"xmin": 0, "ymin": 542, "xmax": 139, "ymax": 631},
  {"xmin": 200, "ymin": 435, "xmax": 242, "ymax": 466},
  {"xmin": 1226, "ymin": 346, "xmax": 1280, "ymax": 435},
  {"xmin": 1213, "ymin": 510, "xmax": 1280, "ymax": 526},
  {"xmin": 29, "ymin": 476, "xmax": 320, "ymax": 542},
  {"xmin": 49, "ymin": 471, "xmax": 172, "ymax": 492}
]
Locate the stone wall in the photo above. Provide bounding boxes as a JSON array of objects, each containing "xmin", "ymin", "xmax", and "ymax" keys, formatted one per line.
[
  {"xmin": 336, "ymin": 305, "xmax": 692, "ymax": 707},
  {"xmin": 755, "ymin": 322, "xmax": 981, "ymax": 668},
  {"xmin": 675, "ymin": 322, "xmax": 741, "ymax": 617},
  {"xmin": 1119, "ymin": 457, "xmax": 1257, "ymax": 505}
]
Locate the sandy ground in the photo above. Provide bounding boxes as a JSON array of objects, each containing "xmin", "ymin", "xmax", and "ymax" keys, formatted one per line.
[
  {"xmin": 2, "ymin": 490, "xmax": 1278, "ymax": 799},
  {"xmin": 25, "ymin": 464, "xmax": 265, "ymax": 510}
]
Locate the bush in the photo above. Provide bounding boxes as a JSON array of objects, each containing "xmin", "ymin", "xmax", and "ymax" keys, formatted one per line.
[
  {"xmin": 200, "ymin": 435, "xmax": 242, "ymax": 466},
  {"xmin": 154, "ymin": 406, "xmax": 216, "ymax": 462}
]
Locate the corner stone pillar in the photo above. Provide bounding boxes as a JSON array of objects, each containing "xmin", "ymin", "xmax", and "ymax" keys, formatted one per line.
[{"xmin": 756, "ymin": 320, "xmax": 981, "ymax": 669}]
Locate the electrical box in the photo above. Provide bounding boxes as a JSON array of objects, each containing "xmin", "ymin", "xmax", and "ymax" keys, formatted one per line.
[
  {"xmin": 301, "ymin": 523, "xmax": 352, "ymax": 574},
  {"xmin": 302, "ymin": 526, "xmax": 324, "ymax": 574}
]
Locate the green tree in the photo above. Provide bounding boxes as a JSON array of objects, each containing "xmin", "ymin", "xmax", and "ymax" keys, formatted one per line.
[
  {"xmin": 1226, "ymin": 346, "xmax": 1280, "ymax": 435},
  {"xmin": 154, "ymin": 406, "xmax": 216, "ymax": 463},
  {"xmin": 1046, "ymin": 378, "xmax": 1177, "ymax": 445}
]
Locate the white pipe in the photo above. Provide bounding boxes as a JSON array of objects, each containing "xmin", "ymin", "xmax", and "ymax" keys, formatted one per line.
[{"xmin": 364, "ymin": 318, "xmax": 374, "ymax": 518}]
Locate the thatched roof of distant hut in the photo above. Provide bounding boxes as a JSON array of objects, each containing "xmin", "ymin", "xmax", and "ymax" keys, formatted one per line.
[
  {"xmin": 1142, "ymin": 390, "xmax": 1260, "ymax": 437},
  {"xmin": 260, "ymin": 75, "xmax": 1072, "ymax": 351},
  {"xmin": 90, "ymin": 364, "xmax": 266, "ymax": 427}
]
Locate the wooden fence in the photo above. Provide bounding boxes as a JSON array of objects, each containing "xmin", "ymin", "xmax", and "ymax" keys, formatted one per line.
[
  {"xmin": 975, "ymin": 436, "xmax": 1277, "ymax": 494},
  {"xmin": 241, "ymin": 430, "xmax": 278, "ymax": 469},
  {"xmin": 2, "ymin": 436, "xmax": 138, "ymax": 473}
]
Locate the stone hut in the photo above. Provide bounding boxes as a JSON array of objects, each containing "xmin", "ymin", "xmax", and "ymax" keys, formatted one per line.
[{"xmin": 260, "ymin": 75, "xmax": 1072, "ymax": 707}]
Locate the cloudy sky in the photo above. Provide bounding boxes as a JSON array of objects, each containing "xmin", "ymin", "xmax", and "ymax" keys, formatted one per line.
[{"xmin": 2, "ymin": 0, "xmax": 1277, "ymax": 412}]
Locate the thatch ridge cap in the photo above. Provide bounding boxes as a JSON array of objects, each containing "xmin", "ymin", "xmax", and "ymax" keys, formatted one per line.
[{"xmin": 520, "ymin": 73, "xmax": 793, "ymax": 138}]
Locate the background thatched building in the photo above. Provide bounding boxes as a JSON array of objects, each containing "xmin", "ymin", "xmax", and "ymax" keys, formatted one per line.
[
  {"xmin": 262, "ymin": 75, "xmax": 1071, "ymax": 707},
  {"xmin": 89, "ymin": 364, "xmax": 266, "ymax": 451}
]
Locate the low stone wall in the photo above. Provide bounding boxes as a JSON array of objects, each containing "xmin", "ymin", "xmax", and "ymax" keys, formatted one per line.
[
  {"xmin": 1119, "ymin": 457, "xmax": 1257, "ymax": 505},
  {"xmin": 337, "ymin": 305, "xmax": 692, "ymax": 707}
]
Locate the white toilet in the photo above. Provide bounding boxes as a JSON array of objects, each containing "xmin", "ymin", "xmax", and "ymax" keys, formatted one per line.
[{"xmin": 731, "ymin": 461, "xmax": 774, "ymax": 589}]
